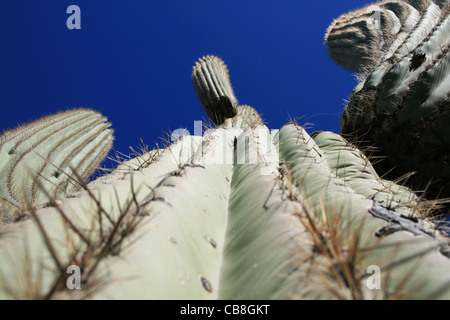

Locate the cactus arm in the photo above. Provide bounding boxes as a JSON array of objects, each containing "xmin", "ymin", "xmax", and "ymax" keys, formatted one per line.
[
  {"xmin": 0, "ymin": 110, "xmax": 95, "ymax": 201},
  {"xmin": 327, "ymin": 0, "xmax": 450, "ymax": 200},
  {"xmin": 0, "ymin": 109, "xmax": 113, "ymax": 216},
  {"xmin": 192, "ymin": 55, "xmax": 238, "ymax": 125},
  {"xmin": 325, "ymin": 1, "xmax": 418, "ymax": 72}
]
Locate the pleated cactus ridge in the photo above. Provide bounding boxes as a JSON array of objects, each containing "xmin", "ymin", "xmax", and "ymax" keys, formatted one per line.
[
  {"xmin": 0, "ymin": 108, "xmax": 113, "ymax": 223},
  {"xmin": 326, "ymin": 0, "xmax": 450, "ymax": 201}
]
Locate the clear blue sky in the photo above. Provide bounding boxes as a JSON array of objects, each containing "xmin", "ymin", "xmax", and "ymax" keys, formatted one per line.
[{"xmin": 0, "ymin": 0, "xmax": 371, "ymax": 163}]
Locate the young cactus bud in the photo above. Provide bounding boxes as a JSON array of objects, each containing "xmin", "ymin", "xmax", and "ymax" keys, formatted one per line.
[
  {"xmin": 0, "ymin": 108, "xmax": 113, "ymax": 211},
  {"xmin": 192, "ymin": 55, "xmax": 238, "ymax": 125}
]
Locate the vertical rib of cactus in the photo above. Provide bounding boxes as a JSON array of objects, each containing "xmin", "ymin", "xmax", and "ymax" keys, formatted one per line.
[
  {"xmin": 2, "ymin": 110, "xmax": 96, "ymax": 205},
  {"xmin": 218, "ymin": 125, "xmax": 313, "ymax": 299},
  {"xmin": 277, "ymin": 124, "xmax": 373, "ymax": 218},
  {"xmin": 89, "ymin": 134, "xmax": 202, "ymax": 192},
  {"xmin": 192, "ymin": 55, "xmax": 238, "ymax": 124},
  {"xmin": 58, "ymin": 126, "xmax": 113, "ymax": 197},
  {"xmin": 31, "ymin": 119, "xmax": 113, "ymax": 204},
  {"xmin": 0, "ymin": 109, "xmax": 113, "ymax": 211},
  {"xmin": 311, "ymin": 131, "xmax": 419, "ymax": 215},
  {"xmin": 79, "ymin": 134, "xmax": 204, "ymax": 225}
]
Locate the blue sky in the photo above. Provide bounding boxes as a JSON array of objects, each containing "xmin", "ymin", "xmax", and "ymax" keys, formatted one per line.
[{"xmin": 0, "ymin": 0, "xmax": 372, "ymax": 164}]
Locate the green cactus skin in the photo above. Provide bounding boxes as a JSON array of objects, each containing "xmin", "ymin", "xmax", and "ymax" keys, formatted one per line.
[
  {"xmin": 326, "ymin": 0, "xmax": 450, "ymax": 201},
  {"xmin": 0, "ymin": 109, "xmax": 113, "ymax": 222},
  {"xmin": 1, "ymin": 51, "xmax": 450, "ymax": 300}
]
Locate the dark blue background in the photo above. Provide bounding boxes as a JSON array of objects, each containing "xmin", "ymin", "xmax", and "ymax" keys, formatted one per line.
[{"xmin": 0, "ymin": 1, "xmax": 369, "ymax": 165}]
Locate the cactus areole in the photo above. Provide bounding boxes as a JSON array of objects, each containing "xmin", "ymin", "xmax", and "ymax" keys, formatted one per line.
[{"xmin": 0, "ymin": 0, "xmax": 450, "ymax": 300}]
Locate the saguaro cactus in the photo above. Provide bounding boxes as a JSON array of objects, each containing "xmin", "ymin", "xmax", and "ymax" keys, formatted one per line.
[
  {"xmin": 0, "ymin": 53, "xmax": 449, "ymax": 300},
  {"xmin": 325, "ymin": 0, "xmax": 450, "ymax": 200}
]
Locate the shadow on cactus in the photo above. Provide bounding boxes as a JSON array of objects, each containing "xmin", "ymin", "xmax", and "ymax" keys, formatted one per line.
[
  {"xmin": 1, "ymin": 0, "xmax": 450, "ymax": 300},
  {"xmin": 325, "ymin": 0, "xmax": 450, "ymax": 204}
]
